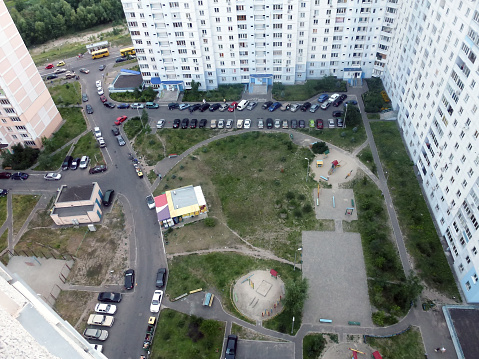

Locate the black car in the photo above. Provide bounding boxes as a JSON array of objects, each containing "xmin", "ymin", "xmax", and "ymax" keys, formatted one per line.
[
  {"xmin": 11, "ymin": 172, "xmax": 29, "ymax": 180},
  {"xmin": 62, "ymin": 156, "xmax": 73, "ymax": 171},
  {"xmin": 0, "ymin": 189, "xmax": 8, "ymax": 197},
  {"xmin": 225, "ymin": 335, "xmax": 238, "ymax": 359},
  {"xmin": 181, "ymin": 118, "xmax": 189, "ymax": 129},
  {"xmin": 111, "ymin": 127, "xmax": 120, "ymax": 136},
  {"xmin": 124, "ymin": 269, "xmax": 135, "ymax": 290},
  {"xmin": 46, "ymin": 74, "xmax": 57, "ymax": 80},
  {"xmin": 173, "ymin": 119, "xmax": 181, "ymax": 128},
  {"xmin": 339, "ymin": 94, "xmax": 347, "ymax": 101},
  {"xmin": 168, "ymin": 103, "xmax": 180, "ymax": 110},
  {"xmin": 102, "ymin": 189, "xmax": 114, "ymax": 206},
  {"xmin": 82, "ymin": 93, "xmax": 88, "ymax": 102},
  {"xmin": 99, "ymin": 65, "xmax": 105, "ymax": 71},
  {"xmin": 332, "ymin": 111, "xmax": 343, "ymax": 117},
  {"xmin": 199, "ymin": 119, "xmax": 207, "ymax": 128},
  {"xmin": 104, "ymin": 102, "xmax": 116, "ymax": 109},
  {"xmin": 115, "ymin": 57, "xmax": 128, "ymax": 63},
  {"xmin": 70, "ymin": 157, "xmax": 80, "ymax": 170},
  {"xmin": 298, "ymin": 120, "xmax": 305, "ymax": 128},
  {"xmin": 291, "ymin": 119, "xmax": 298, "ymax": 129},
  {"xmin": 98, "ymin": 292, "xmax": 122, "ymax": 303},
  {"xmin": 85, "ymin": 104, "xmax": 93, "ymax": 114},
  {"xmin": 209, "ymin": 103, "xmax": 221, "ymax": 112},
  {"xmin": 190, "ymin": 119, "xmax": 198, "ymax": 128},
  {"xmin": 332, "ymin": 98, "xmax": 343, "ymax": 107},
  {"xmin": 117, "ymin": 103, "xmax": 130, "ymax": 109},
  {"xmin": 156, "ymin": 268, "xmax": 167, "ymax": 288},
  {"xmin": 199, "ymin": 103, "xmax": 210, "ymax": 112},
  {"xmin": 89, "ymin": 165, "xmax": 107, "ymax": 174},
  {"xmin": 266, "ymin": 118, "xmax": 273, "ymax": 129},
  {"xmin": 262, "ymin": 101, "xmax": 273, "ymax": 109},
  {"xmin": 189, "ymin": 104, "xmax": 201, "ymax": 113},
  {"xmin": 301, "ymin": 102, "xmax": 312, "ymax": 111}
]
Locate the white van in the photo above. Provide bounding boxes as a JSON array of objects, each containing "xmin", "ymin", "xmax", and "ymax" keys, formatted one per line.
[{"xmin": 237, "ymin": 100, "xmax": 249, "ymax": 111}]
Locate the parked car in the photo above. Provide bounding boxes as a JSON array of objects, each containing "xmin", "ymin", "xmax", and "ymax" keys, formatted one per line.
[
  {"xmin": 181, "ymin": 118, "xmax": 189, "ymax": 129},
  {"xmin": 262, "ymin": 101, "xmax": 273, "ymax": 109},
  {"xmin": 89, "ymin": 165, "xmax": 107, "ymax": 174},
  {"xmin": 291, "ymin": 119, "xmax": 298, "ymax": 129},
  {"xmin": 44, "ymin": 173, "xmax": 62, "ymax": 181},
  {"xmin": 117, "ymin": 103, "xmax": 130, "ymax": 109},
  {"xmin": 301, "ymin": 102, "xmax": 312, "ymax": 111},
  {"xmin": 95, "ymin": 303, "xmax": 117, "ymax": 315},
  {"xmin": 179, "ymin": 103, "xmax": 190, "ymax": 110},
  {"xmin": 225, "ymin": 335, "xmax": 238, "ymax": 359},
  {"xmin": 0, "ymin": 172, "xmax": 12, "ymax": 179},
  {"xmin": 53, "ymin": 68, "xmax": 65, "ymax": 74},
  {"xmin": 337, "ymin": 118, "xmax": 344, "ymax": 127},
  {"xmin": 99, "ymin": 95, "xmax": 107, "ymax": 102},
  {"xmin": 102, "ymin": 190, "xmax": 114, "ymax": 206},
  {"xmin": 190, "ymin": 119, "xmax": 198, "ymax": 128},
  {"xmin": 189, "ymin": 104, "xmax": 201, "ymax": 113},
  {"xmin": 199, "ymin": 119, "xmax": 208, "ymax": 128},
  {"xmin": 199, "ymin": 103, "xmax": 210, "ymax": 112},
  {"xmin": 104, "ymin": 102, "xmax": 115, "ymax": 109},
  {"xmin": 282, "ymin": 120, "xmax": 289, "ymax": 129},
  {"xmin": 86, "ymin": 105, "xmax": 93, "ymax": 114},
  {"xmin": 97, "ymin": 137, "xmax": 106, "ymax": 148},
  {"xmin": 244, "ymin": 119, "xmax": 251, "ymax": 129},
  {"xmin": 97, "ymin": 87, "xmax": 104, "ymax": 96},
  {"xmin": 98, "ymin": 292, "xmax": 122, "ymax": 303},
  {"xmin": 266, "ymin": 118, "xmax": 273, "ymax": 129},
  {"xmin": 258, "ymin": 119, "xmax": 264, "ymax": 129},
  {"xmin": 321, "ymin": 101, "xmax": 331, "ymax": 110},
  {"xmin": 11, "ymin": 172, "xmax": 29, "ymax": 180},
  {"xmin": 62, "ymin": 156, "xmax": 73, "ymax": 171},
  {"xmin": 298, "ymin": 120, "xmax": 305, "ymax": 128},
  {"xmin": 83, "ymin": 328, "xmax": 108, "ymax": 341},
  {"xmin": 339, "ymin": 94, "xmax": 347, "ymax": 101},
  {"xmin": 173, "ymin": 119, "xmax": 181, "ymax": 128},
  {"xmin": 209, "ymin": 103, "xmax": 221, "ymax": 112},
  {"xmin": 150, "ymin": 290, "xmax": 163, "ymax": 313},
  {"xmin": 268, "ymin": 102, "xmax": 281, "ymax": 112},
  {"xmin": 332, "ymin": 98, "xmax": 343, "ymax": 107},
  {"xmin": 280, "ymin": 103, "xmax": 291, "ymax": 111},
  {"xmin": 111, "ymin": 127, "xmax": 120, "ymax": 136},
  {"xmin": 56, "ymin": 61, "xmax": 65, "ymax": 67},
  {"xmin": 146, "ymin": 195, "xmax": 155, "ymax": 209},
  {"xmin": 79, "ymin": 156, "xmax": 90, "ymax": 169},
  {"xmin": 0, "ymin": 189, "xmax": 7, "ymax": 197},
  {"xmin": 65, "ymin": 71, "xmax": 75, "ymax": 79},
  {"xmin": 157, "ymin": 119, "xmax": 165, "ymax": 129},
  {"xmin": 246, "ymin": 101, "xmax": 257, "ymax": 110},
  {"xmin": 318, "ymin": 94, "xmax": 329, "ymax": 103},
  {"xmin": 168, "ymin": 102, "xmax": 179, "ymax": 110},
  {"xmin": 226, "ymin": 119, "xmax": 233, "ymax": 129},
  {"xmin": 332, "ymin": 111, "xmax": 343, "ymax": 117},
  {"xmin": 79, "ymin": 68, "xmax": 89, "ymax": 74},
  {"xmin": 309, "ymin": 119, "xmax": 315, "ymax": 128},
  {"xmin": 329, "ymin": 93, "xmax": 340, "ymax": 102},
  {"xmin": 309, "ymin": 104, "xmax": 320, "ymax": 113},
  {"xmin": 45, "ymin": 64, "xmax": 54, "ymax": 69},
  {"xmin": 93, "ymin": 127, "xmax": 102, "ymax": 138},
  {"xmin": 146, "ymin": 102, "xmax": 159, "ymax": 109},
  {"xmin": 82, "ymin": 93, "xmax": 88, "ymax": 102},
  {"xmin": 228, "ymin": 102, "xmax": 238, "ymax": 112},
  {"xmin": 217, "ymin": 119, "xmax": 225, "ymax": 129},
  {"xmin": 156, "ymin": 268, "xmax": 167, "ymax": 288},
  {"xmin": 124, "ymin": 269, "xmax": 135, "ymax": 290},
  {"xmin": 219, "ymin": 103, "xmax": 229, "ymax": 112},
  {"xmin": 328, "ymin": 119, "xmax": 336, "ymax": 128},
  {"xmin": 95, "ymin": 80, "xmax": 102, "ymax": 88},
  {"xmin": 115, "ymin": 56, "xmax": 128, "ymax": 63},
  {"xmin": 87, "ymin": 314, "xmax": 114, "ymax": 327},
  {"xmin": 46, "ymin": 74, "xmax": 57, "ymax": 80},
  {"xmin": 99, "ymin": 64, "xmax": 105, "ymax": 71},
  {"xmin": 290, "ymin": 103, "xmax": 301, "ymax": 112},
  {"xmin": 274, "ymin": 119, "xmax": 281, "ymax": 128},
  {"xmin": 131, "ymin": 103, "xmax": 144, "ymax": 109},
  {"xmin": 114, "ymin": 116, "xmax": 128, "ymax": 125},
  {"xmin": 316, "ymin": 119, "xmax": 324, "ymax": 129},
  {"xmin": 116, "ymin": 135, "xmax": 126, "ymax": 146},
  {"xmin": 210, "ymin": 119, "xmax": 217, "ymax": 128}
]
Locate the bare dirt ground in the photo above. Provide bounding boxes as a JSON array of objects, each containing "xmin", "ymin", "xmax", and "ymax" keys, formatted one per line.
[{"xmin": 231, "ymin": 323, "xmax": 287, "ymax": 342}]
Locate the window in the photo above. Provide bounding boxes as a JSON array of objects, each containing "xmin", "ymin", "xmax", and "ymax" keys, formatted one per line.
[{"xmin": 466, "ymin": 281, "xmax": 471, "ymax": 290}]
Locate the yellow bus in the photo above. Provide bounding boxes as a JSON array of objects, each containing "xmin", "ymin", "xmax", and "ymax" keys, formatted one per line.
[
  {"xmin": 91, "ymin": 48, "xmax": 110, "ymax": 59},
  {"xmin": 120, "ymin": 46, "xmax": 136, "ymax": 57}
]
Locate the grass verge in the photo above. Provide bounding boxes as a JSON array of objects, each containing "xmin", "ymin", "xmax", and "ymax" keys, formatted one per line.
[
  {"xmin": 371, "ymin": 122, "xmax": 459, "ymax": 298},
  {"xmin": 151, "ymin": 308, "xmax": 225, "ymax": 359},
  {"xmin": 35, "ymin": 146, "xmax": 70, "ymax": 171},
  {"xmin": 366, "ymin": 326, "xmax": 424, "ymax": 358},
  {"xmin": 272, "ymin": 77, "xmax": 347, "ymax": 101},
  {"xmin": 71, "ymin": 134, "xmax": 104, "ymax": 166},
  {"xmin": 12, "ymin": 195, "xmax": 40, "ymax": 236},
  {"xmin": 54, "ymin": 290, "xmax": 95, "ymax": 329},
  {"xmin": 0, "ymin": 229, "xmax": 8, "ymax": 254},
  {"xmin": 49, "ymin": 82, "xmax": 82, "ymax": 106},
  {"xmin": 0, "ymin": 196, "xmax": 7, "ymax": 225},
  {"xmin": 182, "ymin": 84, "xmax": 244, "ymax": 102},
  {"xmin": 297, "ymin": 126, "xmax": 367, "ymax": 152},
  {"xmin": 357, "ymin": 145, "xmax": 377, "ymax": 175}
]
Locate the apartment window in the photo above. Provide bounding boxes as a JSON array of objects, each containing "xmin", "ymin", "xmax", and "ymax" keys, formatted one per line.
[
  {"xmin": 466, "ymin": 281, "xmax": 471, "ymax": 290},
  {"xmin": 24, "ymin": 141, "xmax": 35, "ymax": 146},
  {"xmin": 473, "ymin": 247, "xmax": 478, "ymax": 256}
]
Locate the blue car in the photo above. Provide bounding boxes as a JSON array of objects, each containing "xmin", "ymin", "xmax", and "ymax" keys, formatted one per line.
[
  {"xmin": 318, "ymin": 94, "xmax": 329, "ymax": 103},
  {"xmin": 117, "ymin": 103, "xmax": 130, "ymax": 109},
  {"xmin": 268, "ymin": 102, "xmax": 281, "ymax": 112}
]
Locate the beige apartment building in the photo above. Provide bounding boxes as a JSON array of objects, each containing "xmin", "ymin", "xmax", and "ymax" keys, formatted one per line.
[{"xmin": 0, "ymin": 1, "xmax": 62, "ymax": 150}]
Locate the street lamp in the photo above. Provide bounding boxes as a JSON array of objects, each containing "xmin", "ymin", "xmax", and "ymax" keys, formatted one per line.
[
  {"xmin": 291, "ymin": 316, "xmax": 295, "ymax": 334},
  {"xmin": 305, "ymin": 158, "xmax": 310, "ymax": 182},
  {"xmin": 294, "ymin": 247, "xmax": 303, "ymax": 271}
]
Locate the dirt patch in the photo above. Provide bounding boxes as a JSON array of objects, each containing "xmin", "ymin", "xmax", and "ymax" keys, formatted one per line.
[
  {"xmin": 54, "ymin": 290, "xmax": 96, "ymax": 330},
  {"xmin": 231, "ymin": 323, "xmax": 287, "ymax": 342}
]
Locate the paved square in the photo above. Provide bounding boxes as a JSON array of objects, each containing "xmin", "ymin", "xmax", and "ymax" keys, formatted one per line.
[
  {"xmin": 315, "ymin": 188, "xmax": 357, "ymax": 222},
  {"xmin": 256, "ymin": 280, "xmax": 272, "ymax": 297},
  {"xmin": 236, "ymin": 340, "xmax": 294, "ymax": 359},
  {"xmin": 302, "ymin": 231, "xmax": 372, "ymax": 326}
]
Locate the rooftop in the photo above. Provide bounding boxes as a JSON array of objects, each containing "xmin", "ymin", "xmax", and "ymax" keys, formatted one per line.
[
  {"xmin": 52, "ymin": 205, "xmax": 95, "ymax": 217},
  {"xmin": 56, "ymin": 184, "xmax": 95, "ymax": 203}
]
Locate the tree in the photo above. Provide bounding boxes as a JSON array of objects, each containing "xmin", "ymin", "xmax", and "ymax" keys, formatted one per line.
[
  {"xmin": 311, "ymin": 141, "xmax": 329, "ymax": 154},
  {"xmin": 284, "ymin": 278, "xmax": 309, "ymax": 315},
  {"xmin": 1, "ymin": 144, "xmax": 40, "ymax": 170},
  {"xmin": 345, "ymin": 105, "xmax": 362, "ymax": 128}
]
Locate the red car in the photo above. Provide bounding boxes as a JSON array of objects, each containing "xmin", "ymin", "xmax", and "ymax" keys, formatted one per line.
[
  {"xmin": 100, "ymin": 95, "xmax": 107, "ymax": 103},
  {"xmin": 45, "ymin": 63, "xmax": 54, "ymax": 69},
  {"xmin": 316, "ymin": 119, "xmax": 324, "ymax": 129},
  {"xmin": 228, "ymin": 102, "xmax": 238, "ymax": 112},
  {"xmin": 114, "ymin": 116, "xmax": 128, "ymax": 125}
]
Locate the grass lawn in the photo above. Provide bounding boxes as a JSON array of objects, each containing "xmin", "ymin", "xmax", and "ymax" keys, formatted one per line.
[
  {"xmin": 113, "ymin": 58, "xmax": 138, "ymax": 68},
  {"xmin": 0, "ymin": 196, "xmax": 7, "ymax": 225},
  {"xmin": 131, "ymin": 132, "xmax": 165, "ymax": 165},
  {"xmin": 357, "ymin": 145, "xmax": 377, "ymax": 175},
  {"xmin": 47, "ymin": 108, "xmax": 87, "ymax": 152},
  {"xmin": 48, "ymin": 82, "xmax": 81, "ymax": 106},
  {"xmin": 371, "ymin": 122, "xmax": 459, "ymax": 298},
  {"xmin": 71, "ymin": 134, "xmax": 104, "ymax": 166},
  {"xmin": 12, "ymin": 195, "xmax": 40, "ymax": 236},
  {"xmin": 151, "ymin": 308, "xmax": 225, "ymax": 359},
  {"xmin": 297, "ymin": 125, "xmax": 367, "ymax": 152},
  {"xmin": 182, "ymin": 84, "xmax": 244, "ymax": 102},
  {"xmin": 272, "ymin": 77, "xmax": 347, "ymax": 101},
  {"xmin": 0, "ymin": 229, "xmax": 8, "ymax": 254},
  {"xmin": 35, "ymin": 146, "xmax": 70, "ymax": 171},
  {"xmin": 367, "ymin": 326, "xmax": 425, "ymax": 359},
  {"xmin": 303, "ymin": 334, "xmax": 327, "ymax": 359},
  {"xmin": 54, "ymin": 290, "xmax": 95, "ymax": 329},
  {"xmin": 32, "ymin": 43, "xmax": 87, "ymax": 66},
  {"xmin": 167, "ymin": 252, "xmax": 301, "ymax": 324}
]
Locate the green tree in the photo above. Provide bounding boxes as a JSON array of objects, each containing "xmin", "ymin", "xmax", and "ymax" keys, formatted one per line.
[
  {"xmin": 141, "ymin": 109, "xmax": 149, "ymax": 127},
  {"xmin": 284, "ymin": 278, "xmax": 309, "ymax": 315},
  {"xmin": 311, "ymin": 141, "xmax": 329, "ymax": 154},
  {"xmin": 345, "ymin": 105, "xmax": 362, "ymax": 127},
  {"xmin": 1, "ymin": 144, "xmax": 40, "ymax": 170}
]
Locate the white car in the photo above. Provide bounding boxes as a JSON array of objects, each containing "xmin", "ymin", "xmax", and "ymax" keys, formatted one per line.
[
  {"xmin": 236, "ymin": 119, "xmax": 243, "ymax": 129},
  {"xmin": 258, "ymin": 119, "xmax": 264, "ymax": 129},
  {"xmin": 146, "ymin": 195, "xmax": 155, "ymax": 209},
  {"xmin": 329, "ymin": 93, "xmax": 340, "ymax": 101},
  {"xmin": 218, "ymin": 119, "xmax": 225, "ymax": 129},
  {"xmin": 87, "ymin": 314, "xmax": 114, "ymax": 327},
  {"xmin": 244, "ymin": 119, "xmax": 251, "ymax": 129},
  {"xmin": 150, "ymin": 290, "xmax": 163, "ymax": 313},
  {"xmin": 290, "ymin": 103, "xmax": 301, "ymax": 112},
  {"xmin": 131, "ymin": 103, "xmax": 144, "ymax": 109},
  {"xmin": 93, "ymin": 127, "xmax": 102, "ymax": 138},
  {"xmin": 95, "ymin": 303, "xmax": 117, "ymax": 315},
  {"xmin": 179, "ymin": 103, "xmax": 190, "ymax": 110},
  {"xmin": 274, "ymin": 119, "xmax": 281, "ymax": 129},
  {"xmin": 97, "ymin": 87, "xmax": 104, "ymax": 96},
  {"xmin": 97, "ymin": 137, "xmax": 106, "ymax": 148},
  {"xmin": 157, "ymin": 119, "xmax": 165, "ymax": 129},
  {"xmin": 226, "ymin": 119, "xmax": 233, "ymax": 129},
  {"xmin": 95, "ymin": 80, "xmax": 101, "ymax": 88},
  {"xmin": 328, "ymin": 119, "xmax": 336, "ymax": 128},
  {"xmin": 44, "ymin": 173, "xmax": 62, "ymax": 181},
  {"xmin": 79, "ymin": 155, "xmax": 90, "ymax": 169}
]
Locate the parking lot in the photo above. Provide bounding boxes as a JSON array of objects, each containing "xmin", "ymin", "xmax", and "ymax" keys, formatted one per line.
[{"xmin": 236, "ymin": 340, "xmax": 294, "ymax": 359}]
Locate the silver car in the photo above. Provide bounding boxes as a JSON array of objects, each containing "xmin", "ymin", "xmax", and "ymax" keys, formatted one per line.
[
  {"xmin": 157, "ymin": 119, "xmax": 165, "ymax": 129},
  {"xmin": 290, "ymin": 103, "xmax": 301, "ymax": 112},
  {"xmin": 116, "ymin": 135, "xmax": 126, "ymax": 146},
  {"xmin": 226, "ymin": 119, "xmax": 233, "ymax": 129}
]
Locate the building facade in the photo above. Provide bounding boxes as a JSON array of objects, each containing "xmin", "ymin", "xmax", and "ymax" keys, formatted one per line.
[
  {"xmin": 0, "ymin": 1, "xmax": 62, "ymax": 150},
  {"xmin": 120, "ymin": 0, "xmax": 398, "ymax": 92},
  {"xmin": 383, "ymin": 1, "xmax": 479, "ymax": 302}
]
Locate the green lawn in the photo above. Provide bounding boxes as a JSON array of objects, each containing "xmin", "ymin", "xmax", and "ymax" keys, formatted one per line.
[
  {"xmin": 71, "ymin": 134, "xmax": 104, "ymax": 166},
  {"xmin": 0, "ymin": 229, "xmax": 8, "ymax": 254},
  {"xmin": 367, "ymin": 327, "xmax": 424, "ymax": 359},
  {"xmin": 12, "ymin": 195, "xmax": 40, "ymax": 236},
  {"xmin": 151, "ymin": 309, "xmax": 225, "ymax": 359},
  {"xmin": 35, "ymin": 146, "xmax": 71, "ymax": 171},
  {"xmin": 272, "ymin": 77, "xmax": 347, "ymax": 101},
  {"xmin": 357, "ymin": 145, "xmax": 377, "ymax": 175},
  {"xmin": 182, "ymin": 84, "xmax": 244, "ymax": 102},
  {"xmin": 48, "ymin": 82, "xmax": 81, "ymax": 106},
  {"xmin": 297, "ymin": 125, "xmax": 367, "ymax": 152},
  {"xmin": 0, "ymin": 196, "xmax": 7, "ymax": 225},
  {"xmin": 45, "ymin": 108, "xmax": 87, "ymax": 152},
  {"xmin": 371, "ymin": 122, "xmax": 459, "ymax": 298}
]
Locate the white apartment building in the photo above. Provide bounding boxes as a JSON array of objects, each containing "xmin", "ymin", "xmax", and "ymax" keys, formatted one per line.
[
  {"xmin": 0, "ymin": 1, "xmax": 62, "ymax": 150},
  {"xmin": 383, "ymin": 0, "xmax": 479, "ymax": 302},
  {"xmin": 120, "ymin": 0, "xmax": 398, "ymax": 92}
]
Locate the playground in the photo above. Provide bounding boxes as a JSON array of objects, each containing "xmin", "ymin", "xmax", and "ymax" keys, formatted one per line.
[
  {"xmin": 321, "ymin": 343, "xmax": 376, "ymax": 359},
  {"xmin": 314, "ymin": 188, "xmax": 358, "ymax": 223},
  {"xmin": 232, "ymin": 270, "xmax": 285, "ymax": 322},
  {"xmin": 309, "ymin": 147, "xmax": 359, "ymax": 188}
]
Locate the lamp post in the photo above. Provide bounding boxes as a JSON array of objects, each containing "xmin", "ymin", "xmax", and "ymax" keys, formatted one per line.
[
  {"xmin": 291, "ymin": 316, "xmax": 295, "ymax": 334},
  {"xmin": 305, "ymin": 158, "xmax": 310, "ymax": 182},
  {"xmin": 294, "ymin": 247, "xmax": 303, "ymax": 271}
]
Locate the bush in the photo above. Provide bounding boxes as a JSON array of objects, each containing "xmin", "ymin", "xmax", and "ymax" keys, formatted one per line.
[
  {"xmin": 204, "ymin": 218, "xmax": 216, "ymax": 227},
  {"xmin": 1, "ymin": 144, "xmax": 40, "ymax": 170},
  {"xmin": 311, "ymin": 141, "xmax": 329, "ymax": 154},
  {"xmin": 304, "ymin": 334, "xmax": 326, "ymax": 359}
]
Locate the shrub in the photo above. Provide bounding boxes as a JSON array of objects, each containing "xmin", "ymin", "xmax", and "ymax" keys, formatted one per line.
[
  {"xmin": 1, "ymin": 144, "xmax": 40, "ymax": 170},
  {"xmin": 204, "ymin": 218, "xmax": 216, "ymax": 227},
  {"xmin": 311, "ymin": 141, "xmax": 329, "ymax": 154}
]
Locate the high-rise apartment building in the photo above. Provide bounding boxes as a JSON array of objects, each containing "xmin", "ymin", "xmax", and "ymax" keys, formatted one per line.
[
  {"xmin": 0, "ymin": 1, "xmax": 62, "ymax": 150},
  {"xmin": 120, "ymin": 0, "xmax": 397, "ymax": 91},
  {"xmin": 383, "ymin": 0, "xmax": 479, "ymax": 302}
]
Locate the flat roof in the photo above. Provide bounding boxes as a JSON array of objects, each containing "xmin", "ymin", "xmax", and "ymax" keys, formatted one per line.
[
  {"xmin": 56, "ymin": 184, "xmax": 95, "ymax": 203},
  {"xmin": 444, "ymin": 305, "xmax": 479, "ymax": 358},
  {"xmin": 114, "ymin": 74, "xmax": 143, "ymax": 89},
  {"xmin": 169, "ymin": 185, "xmax": 198, "ymax": 209},
  {"xmin": 52, "ymin": 205, "xmax": 95, "ymax": 217}
]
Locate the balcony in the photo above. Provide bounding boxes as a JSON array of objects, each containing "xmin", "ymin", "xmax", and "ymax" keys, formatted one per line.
[{"xmin": 455, "ymin": 57, "xmax": 471, "ymax": 78}]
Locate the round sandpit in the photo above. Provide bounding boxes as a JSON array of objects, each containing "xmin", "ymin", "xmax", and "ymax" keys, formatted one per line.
[{"xmin": 233, "ymin": 270, "xmax": 285, "ymax": 321}]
